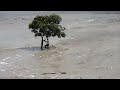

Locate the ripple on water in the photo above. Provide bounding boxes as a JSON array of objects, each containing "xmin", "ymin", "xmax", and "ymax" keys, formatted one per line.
[
  {"xmin": 15, "ymin": 55, "xmax": 22, "ymax": 57},
  {"xmin": 0, "ymin": 69, "xmax": 5, "ymax": 71},
  {"xmin": 2, "ymin": 57, "xmax": 11, "ymax": 61}
]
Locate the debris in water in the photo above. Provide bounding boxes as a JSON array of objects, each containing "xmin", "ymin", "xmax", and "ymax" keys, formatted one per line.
[
  {"xmin": 60, "ymin": 72, "xmax": 67, "ymax": 74},
  {"xmin": 80, "ymin": 77, "xmax": 83, "ymax": 79},
  {"xmin": 42, "ymin": 72, "xmax": 56, "ymax": 75},
  {"xmin": 97, "ymin": 76, "xmax": 101, "ymax": 78},
  {"xmin": 64, "ymin": 48, "xmax": 69, "ymax": 51},
  {"xmin": 51, "ymin": 45, "xmax": 56, "ymax": 49}
]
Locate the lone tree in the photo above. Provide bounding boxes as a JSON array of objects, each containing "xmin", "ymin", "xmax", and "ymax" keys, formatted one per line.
[{"xmin": 29, "ymin": 13, "xmax": 66, "ymax": 50}]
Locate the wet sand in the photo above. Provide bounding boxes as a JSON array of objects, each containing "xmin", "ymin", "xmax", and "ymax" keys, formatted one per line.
[{"xmin": 0, "ymin": 11, "xmax": 120, "ymax": 79}]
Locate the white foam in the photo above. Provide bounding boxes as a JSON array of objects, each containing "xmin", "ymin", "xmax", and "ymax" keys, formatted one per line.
[
  {"xmin": 86, "ymin": 19, "xmax": 95, "ymax": 22},
  {"xmin": 30, "ymin": 54, "xmax": 34, "ymax": 56},
  {"xmin": 39, "ymin": 56, "xmax": 42, "ymax": 58},
  {"xmin": 0, "ymin": 62, "xmax": 8, "ymax": 65},
  {"xmin": 30, "ymin": 75, "xmax": 35, "ymax": 77},
  {"xmin": 59, "ymin": 51, "xmax": 62, "ymax": 54},
  {"xmin": 2, "ymin": 57, "xmax": 11, "ymax": 61},
  {"xmin": 16, "ymin": 55, "xmax": 22, "ymax": 57},
  {"xmin": 25, "ymin": 75, "xmax": 35, "ymax": 78},
  {"xmin": 0, "ymin": 69, "xmax": 5, "ymax": 71}
]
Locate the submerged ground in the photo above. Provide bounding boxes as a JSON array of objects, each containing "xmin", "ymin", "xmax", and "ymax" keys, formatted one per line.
[{"xmin": 0, "ymin": 11, "xmax": 120, "ymax": 79}]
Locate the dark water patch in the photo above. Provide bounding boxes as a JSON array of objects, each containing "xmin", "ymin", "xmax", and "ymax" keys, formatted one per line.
[
  {"xmin": 41, "ymin": 72, "xmax": 67, "ymax": 75},
  {"xmin": 72, "ymin": 26, "xmax": 84, "ymax": 30},
  {"xmin": 60, "ymin": 72, "xmax": 67, "ymax": 74},
  {"xmin": 0, "ymin": 45, "xmax": 58, "ymax": 54},
  {"xmin": 0, "ymin": 18, "xmax": 8, "ymax": 21},
  {"xmin": 107, "ymin": 19, "xmax": 120, "ymax": 23},
  {"xmin": 16, "ymin": 45, "xmax": 57, "ymax": 52},
  {"xmin": 42, "ymin": 72, "xmax": 56, "ymax": 75}
]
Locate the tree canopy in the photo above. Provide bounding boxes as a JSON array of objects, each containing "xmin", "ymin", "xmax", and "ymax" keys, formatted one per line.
[{"xmin": 28, "ymin": 13, "xmax": 66, "ymax": 50}]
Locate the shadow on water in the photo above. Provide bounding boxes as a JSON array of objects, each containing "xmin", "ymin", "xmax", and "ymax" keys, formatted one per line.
[
  {"xmin": 0, "ymin": 46, "xmax": 41, "ymax": 52},
  {"xmin": 0, "ymin": 45, "xmax": 56, "ymax": 53},
  {"xmin": 18, "ymin": 46, "xmax": 41, "ymax": 52},
  {"xmin": 17, "ymin": 45, "xmax": 56, "ymax": 52}
]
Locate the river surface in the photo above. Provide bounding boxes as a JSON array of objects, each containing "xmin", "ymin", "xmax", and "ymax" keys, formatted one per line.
[{"xmin": 0, "ymin": 11, "xmax": 120, "ymax": 79}]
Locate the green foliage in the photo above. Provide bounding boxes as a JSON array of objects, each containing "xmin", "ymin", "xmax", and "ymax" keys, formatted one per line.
[{"xmin": 29, "ymin": 13, "xmax": 66, "ymax": 38}]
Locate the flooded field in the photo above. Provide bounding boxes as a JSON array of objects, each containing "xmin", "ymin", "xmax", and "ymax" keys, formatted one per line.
[{"xmin": 0, "ymin": 11, "xmax": 120, "ymax": 79}]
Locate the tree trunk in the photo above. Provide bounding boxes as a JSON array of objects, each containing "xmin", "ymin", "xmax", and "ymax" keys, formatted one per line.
[
  {"xmin": 41, "ymin": 37, "xmax": 44, "ymax": 50},
  {"xmin": 45, "ymin": 36, "xmax": 49, "ymax": 49},
  {"xmin": 46, "ymin": 36, "xmax": 49, "ymax": 47}
]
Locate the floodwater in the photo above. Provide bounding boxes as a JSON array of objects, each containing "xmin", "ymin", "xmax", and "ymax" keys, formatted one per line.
[{"xmin": 0, "ymin": 11, "xmax": 120, "ymax": 79}]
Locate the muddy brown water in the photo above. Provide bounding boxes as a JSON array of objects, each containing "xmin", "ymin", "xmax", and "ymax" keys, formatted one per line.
[{"xmin": 0, "ymin": 11, "xmax": 120, "ymax": 79}]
